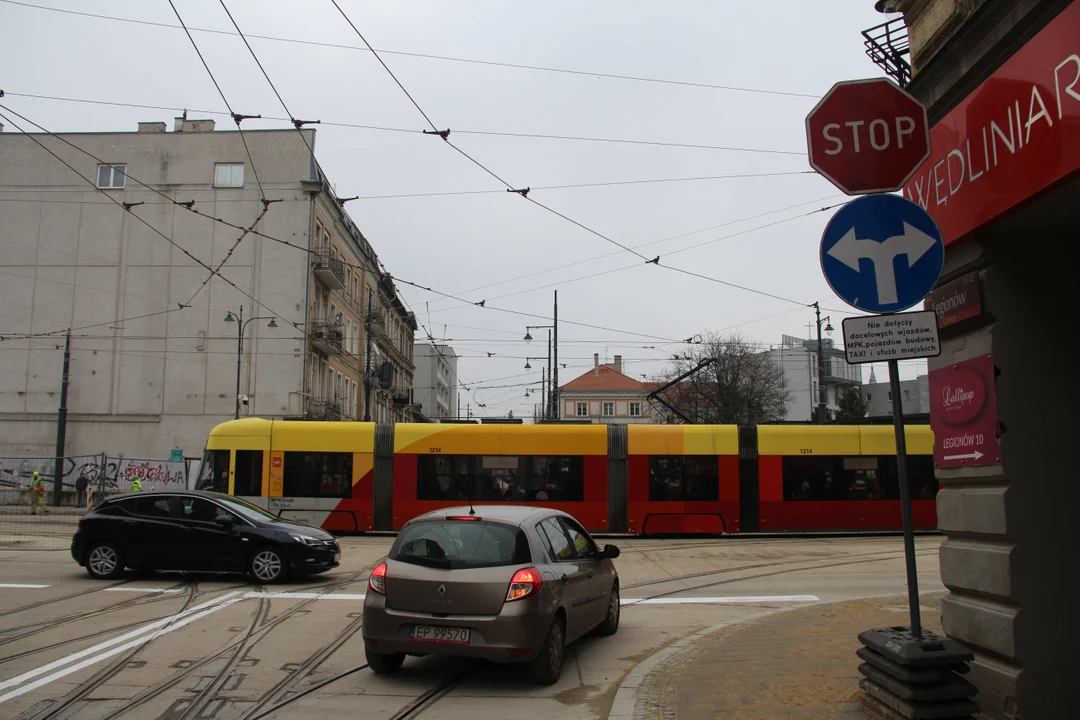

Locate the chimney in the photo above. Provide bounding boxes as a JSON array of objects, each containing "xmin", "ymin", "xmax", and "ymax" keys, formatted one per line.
[
  {"xmin": 138, "ymin": 122, "xmax": 166, "ymax": 134},
  {"xmin": 614, "ymin": 355, "xmax": 622, "ymax": 374},
  {"xmin": 594, "ymin": 353, "xmax": 600, "ymax": 376},
  {"xmin": 174, "ymin": 110, "xmax": 188, "ymax": 132},
  {"xmin": 181, "ymin": 118, "xmax": 215, "ymax": 133}
]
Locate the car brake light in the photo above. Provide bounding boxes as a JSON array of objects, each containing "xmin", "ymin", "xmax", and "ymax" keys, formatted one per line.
[
  {"xmin": 505, "ymin": 567, "xmax": 542, "ymax": 602},
  {"xmin": 369, "ymin": 562, "xmax": 387, "ymax": 595},
  {"xmin": 446, "ymin": 515, "xmax": 481, "ymax": 521}
]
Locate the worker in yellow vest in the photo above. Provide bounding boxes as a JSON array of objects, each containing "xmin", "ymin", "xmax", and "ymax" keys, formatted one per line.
[
  {"xmin": 29, "ymin": 472, "xmax": 48, "ymax": 515},
  {"xmin": 130, "ymin": 477, "xmax": 143, "ymax": 493}
]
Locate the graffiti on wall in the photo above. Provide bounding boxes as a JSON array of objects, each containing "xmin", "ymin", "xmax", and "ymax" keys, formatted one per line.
[{"xmin": 0, "ymin": 455, "xmax": 188, "ymax": 493}]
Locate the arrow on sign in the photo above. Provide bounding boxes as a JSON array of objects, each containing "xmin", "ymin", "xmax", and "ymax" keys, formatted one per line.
[
  {"xmin": 827, "ymin": 222, "xmax": 938, "ymax": 305},
  {"xmin": 943, "ymin": 450, "xmax": 984, "ymax": 461}
]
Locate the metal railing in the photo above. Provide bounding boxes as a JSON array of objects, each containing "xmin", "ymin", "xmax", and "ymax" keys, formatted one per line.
[
  {"xmin": 863, "ymin": 16, "xmax": 911, "ymax": 87},
  {"xmin": 313, "ymin": 248, "xmax": 346, "ymax": 289},
  {"xmin": 310, "ymin": 319, "xmax": 344, "ymax": 355},
  {"xmin": 307, "ymin": 398, "xmax": 342, "ymax": 420}
]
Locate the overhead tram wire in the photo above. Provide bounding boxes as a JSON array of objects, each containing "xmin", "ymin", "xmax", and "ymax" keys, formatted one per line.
[
  {"xmin": 0, "ymin": 0, "xmax": 817, "ymax": 99},
  {"xmin": 0, "ymin": 108, "xmax": 300, "ymax": 336},
  {"xmin": 3, "ymin": 91, "xmax": 806, "ymax": 158},
  {"xmin": 166, "ymin": 0, "xmax": 268, "ymax": 203}
]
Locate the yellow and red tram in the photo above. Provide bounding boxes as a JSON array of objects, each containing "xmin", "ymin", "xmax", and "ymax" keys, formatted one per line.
[{"xmin": 197, "ymin": 419, "xmax": 937, "ymax": 535}]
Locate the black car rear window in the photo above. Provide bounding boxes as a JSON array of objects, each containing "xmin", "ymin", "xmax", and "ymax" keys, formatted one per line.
[{"xmin": 390, "ymin": 520, "xmax": 531, "ymax": 569}]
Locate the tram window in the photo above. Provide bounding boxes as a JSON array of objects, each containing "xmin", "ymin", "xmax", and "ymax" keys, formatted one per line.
[
  {"xmin": 781, "ymin": 456, "xmax": 920, "ymax": 501},
  {"xmin": 233, "ymin": 451, "xmax": 263, "ymax": 496},
  {"xmin": 282, "ymin": 452, "xmax": 352, "ymax": 498},
  {"xmin": 648, "ymin": 456, "xmax": 719, "ymax": 501},
  {"xmin": 416, "ymin": 455, "xmax": 585, "ymax": 502},
  {"xmin": 875, "ymin": 455, "xmax": 938, "ymax": 500},
  {"xmin": 197, "ymin": 449, "xmax": 230, "ymax": 493}
]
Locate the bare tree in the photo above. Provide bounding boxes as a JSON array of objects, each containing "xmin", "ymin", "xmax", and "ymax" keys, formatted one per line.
[{"xmin": 651, "ymin": 332, "xmax": 789, "ymax": 424}]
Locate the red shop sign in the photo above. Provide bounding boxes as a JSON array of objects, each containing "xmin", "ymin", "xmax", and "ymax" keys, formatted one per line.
[
  {"xmin": 902, "ymin": 2, "xmax": 1080, "ymax": 246},
  {"xmin": 929, "ymin": 354, "xmax": 1001, "ymax": 468}
]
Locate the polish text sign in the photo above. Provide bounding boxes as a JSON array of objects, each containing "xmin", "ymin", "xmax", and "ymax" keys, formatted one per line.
[
  {"xmin": 842, "ymin": 310, "xmax": 940, "ymax": 364},
  {"xmin": 806, "ymin": 77, "xmax": 931, "ymax": 195}
]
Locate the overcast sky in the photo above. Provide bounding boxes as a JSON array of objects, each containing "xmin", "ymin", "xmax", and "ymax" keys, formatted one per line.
[{"xmin": 1, "ymin": 0, "xmax": 928, "ymax": 417}]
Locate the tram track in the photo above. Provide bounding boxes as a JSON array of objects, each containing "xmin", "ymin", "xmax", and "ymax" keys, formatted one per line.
[{"xmin": 89, "ymin": 565, "xmax": 377, "ymax": 720}]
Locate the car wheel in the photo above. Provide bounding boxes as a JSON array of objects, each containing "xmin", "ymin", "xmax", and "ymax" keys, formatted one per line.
[
  {"xmin": 595, "ymin": 584, "xmax": 620, "ymax": 636},
  {"xmin": 86, "ymin": 541, "xmax": 125, "ymax": 579},
  {"xmin": 366, "ymin": 647, "xmax": 406, "ymax": 674},
  {"xmin": 248, "ymin": 546, "xmax": 288, "ymax": 584},
  {"xmin": 528, "ymin": 617, "xmax": 565, "ymax": 685}
]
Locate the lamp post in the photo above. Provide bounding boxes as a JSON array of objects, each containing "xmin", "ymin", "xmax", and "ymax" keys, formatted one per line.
[
  {"xmin": 223, "ymin": 306, "xmax": 278, "ymax": 420},
  {"xmin": 525, "ymin": 291, "xmax": 558, "ymax": 419},
  {"xmin": 809, "ymin": 302, "xmax": 834, "ymax": 423}
]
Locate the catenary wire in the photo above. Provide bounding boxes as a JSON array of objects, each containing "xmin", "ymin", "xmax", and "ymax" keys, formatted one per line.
[{"xmin": 0, "ymin": 1, "xmax": 817, "ymax": 99}]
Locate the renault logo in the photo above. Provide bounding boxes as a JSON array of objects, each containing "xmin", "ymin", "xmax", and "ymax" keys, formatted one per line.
[{"xmin": 438, "ymin": 584, "xmax": 447, "ymax": 596}]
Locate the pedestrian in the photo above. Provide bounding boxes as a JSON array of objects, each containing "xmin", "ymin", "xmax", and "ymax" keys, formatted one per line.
[
  {"xmin": 75, "ymin": 471, "xmax": 89, "ymax": 508},
  {"xmin": 29, "ymin": 471, "xmax": 48, "ymax": 515},
  {"xmin": 130, "ymin": 476, "xmax": 143, "ymax": 493}
]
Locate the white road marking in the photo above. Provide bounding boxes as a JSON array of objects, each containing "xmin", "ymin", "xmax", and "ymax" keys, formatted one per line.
[
  {"xmin": 245, "ymin": 592, "xmax": 367, "ymax": 600},
  {"xmin": 622, "ymin": 595, "xmax": 820, "ymax": 605},
  {"xmin": 0, "ymin": 584, "xmax": 49, "ymax": 589},
  {"xmin": 104, "ymin": 587, "xmax": 182, "ymax": 594},
  {"xmin": 0, "ymin": 590, "xmax": 242, "ymax": 701}
]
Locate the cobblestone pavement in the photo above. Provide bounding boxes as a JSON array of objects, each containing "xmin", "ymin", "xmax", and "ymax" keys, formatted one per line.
[{"xmin": 628, "ymin": 592, "xmax": 946, "ymax": 720}]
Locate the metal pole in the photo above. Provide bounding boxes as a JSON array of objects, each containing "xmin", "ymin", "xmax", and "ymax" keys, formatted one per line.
[
  {"xmin": 363, "ymin": 288, "xmax": 373, "ymax": 422},
  {"xmin": 889, "ymin": 358, "xmax": 922, "ymax": 638},
  {"xmin": 552, "ymin": 291, "xmax": 558, "ymax": 420},
  {"xmin": 52, "ymin": 328, "xmax": 71, "ymax": 506},
  {"xmin": 234, "ymin": 306, "xmax": 243, "ymax": 420},
  {"xmin": 546, "ymin": 330, "xmax": 552, "ymax": 419},
  {"xmin": 814, "ymin": 302, "xmax": 827, "ymax": 423}
]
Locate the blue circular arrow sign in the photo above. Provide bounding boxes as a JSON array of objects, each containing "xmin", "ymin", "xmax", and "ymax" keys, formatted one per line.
[{"xmin": 819, "ymin": 194, "xmax": 944, "ymax": 313}]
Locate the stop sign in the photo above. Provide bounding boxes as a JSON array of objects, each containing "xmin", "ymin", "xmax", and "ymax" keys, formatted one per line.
[{"xmin": 805, "ymin": 78, "xmax": 931, "ymax": 195}]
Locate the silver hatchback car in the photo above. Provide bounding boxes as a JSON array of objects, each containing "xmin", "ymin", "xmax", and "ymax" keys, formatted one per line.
[{"xmin": 362, "ymin": 505, "xmax": 621, "ymax": 684}]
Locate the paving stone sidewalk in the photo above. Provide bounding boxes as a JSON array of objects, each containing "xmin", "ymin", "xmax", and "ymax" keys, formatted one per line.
[{"xmin": 628, "ymin": 592, "xmax": 947, "ymax": 720}]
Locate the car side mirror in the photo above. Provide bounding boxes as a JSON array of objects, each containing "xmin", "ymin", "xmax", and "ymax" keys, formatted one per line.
[
  {"xmin": 602, "ymin": 544, "xmax": 620, "ymax": 559},
  {"xmin": 214, "ymin": 515, "xmax": 235, "ymax": 528}
]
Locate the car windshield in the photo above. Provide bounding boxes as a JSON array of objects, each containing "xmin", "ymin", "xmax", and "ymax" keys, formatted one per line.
[
  {"xmin": 213, "ymin": 495, "xmax": 280, "ymax": 524},
  {"xmin": 390, "ymin": 520, "xmax": 531, "ymax": 569}
]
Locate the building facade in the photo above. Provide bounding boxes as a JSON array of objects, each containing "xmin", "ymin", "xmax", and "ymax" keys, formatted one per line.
[
  {"xmin": 862, "ymin": 372, "xmax": 929, "ymax": 418},
  {"xmin": 411, "ymin": 344, "xmax": 459, "ymax": 421},
  {"xmin": 0, "ymin": 117, "xmax": 417, "ymax": 459},
  {"xmin": 558, "ymin": 355, "xmax": 653, "ymax": 424},
  {"xmin": 765, "ymin": 335, "xmax": 861, "ymax": 422},
  {"xmin": 865, "ymin": 2, "xmax": 1079, "ymax": 717}
]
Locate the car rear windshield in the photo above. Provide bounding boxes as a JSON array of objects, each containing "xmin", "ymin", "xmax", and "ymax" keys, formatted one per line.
[{"xmin": 390, "ymin": 520, "xmax": 531, "ymax": 569}]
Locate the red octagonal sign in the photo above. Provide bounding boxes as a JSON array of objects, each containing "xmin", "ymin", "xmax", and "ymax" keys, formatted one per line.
[{"xmin": 805, "ymin": 77, "xmax": 931, "ymax": 195}]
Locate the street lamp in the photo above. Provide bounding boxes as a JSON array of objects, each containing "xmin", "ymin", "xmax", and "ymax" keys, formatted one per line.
[
  {"xmin": 809, "ymin": 302, "xmax": 834, "ymax": 423},
  {"xmin": 224, "ymin": 305, "xmax": 279, "ymax": 420}
]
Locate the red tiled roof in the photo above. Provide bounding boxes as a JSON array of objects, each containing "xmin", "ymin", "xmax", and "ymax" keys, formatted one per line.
[{"xmin": 560, "ymin": 365, "xmax": 648, "ymax": 392}]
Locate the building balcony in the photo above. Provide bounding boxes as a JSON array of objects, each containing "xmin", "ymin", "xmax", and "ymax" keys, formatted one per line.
[
  {"xmin": 392, "ymin": 388, "xmax": 412, "ymax": 406},
  {"xmin": 310, "ymin": 319, "xmax": 343, "ymax": 355},
  {"xmin": 307, "ymin": 398, "xmax": 341, "ymax": 421},
  {"xmin": 313, "ymin": 249, "xmax": 345, "ymax": 291}
]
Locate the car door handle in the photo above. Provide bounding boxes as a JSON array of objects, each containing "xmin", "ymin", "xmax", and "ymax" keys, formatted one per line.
[
  {"xmin": 587, "ymin": 572, "xmax": 595, "ymax": 579},
  {"xmin": 560, "ymin": 574, "xmax": 569, "ymax": 584},
  {"xmin": 123, "ymin": 520, "xmax": 137, "ymax": 525}
]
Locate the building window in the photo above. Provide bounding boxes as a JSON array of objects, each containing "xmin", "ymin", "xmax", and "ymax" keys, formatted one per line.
[
  {"xmin": 96, "ymin": 164, "xmax": 126, "ymax": 189},
  {"xmin": 649, "ymin": 456, "xmax": 719, "ymax": 501},
  {"xmin": 576, "ymin": 402, "xmax": 588, "ymax": 417},
  {"xmin": 629, "ymin": 402, "xmax": 641, "ymax": 417},
  {"xmin": 282, "ymin": 451, "xmax": 352, "ymax": 498},
  {"xmin": 214, "ymin": 163, "xmax": 245, "ymax": 188},
  {"xmin": 904, "ymin": 389, "xmax": 911, "ymax": 401},
  {"xmin": 602, "ymin": 402, "xmax": 614, "ymax": 416}
]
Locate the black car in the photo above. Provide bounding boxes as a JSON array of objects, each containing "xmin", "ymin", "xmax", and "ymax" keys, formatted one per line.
[{"xmin": 71, "ymin": 490, "xmax": 340, "ymax": 583}]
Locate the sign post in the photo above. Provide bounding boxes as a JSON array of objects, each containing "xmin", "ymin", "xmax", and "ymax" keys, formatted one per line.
[
  {"xmin": 817, "ymin": 176, "xmax": 945, "ymax": 643},
  {"xmin": 809, "ymin": 78, "xmax": 976, "ymax": 715}
]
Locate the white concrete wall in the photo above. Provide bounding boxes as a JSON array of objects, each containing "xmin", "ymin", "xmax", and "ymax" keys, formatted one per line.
[{"xmin": 0, "ymin": 126, "xmax": 316, "ymax": 457}]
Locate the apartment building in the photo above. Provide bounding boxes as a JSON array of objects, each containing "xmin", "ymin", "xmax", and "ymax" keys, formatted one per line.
[
  {"xmin": 558, "ymin": 355, "xmax": 652, "ymax": 424},
  {"xmin": 0, "ymin": 116, "xmax": 417, "ymax": 458}
]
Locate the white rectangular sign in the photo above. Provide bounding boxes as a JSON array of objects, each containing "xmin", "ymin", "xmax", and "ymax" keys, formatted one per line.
[{"xmin": 842, "ymin": 310, "xmax": 941, "ymax": 364}]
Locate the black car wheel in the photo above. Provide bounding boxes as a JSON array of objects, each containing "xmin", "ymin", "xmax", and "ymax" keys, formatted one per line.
[
  {"xmin": 595, "ymin": 583, "xmax": 620, "ymax": 636},
  {"xmin": 248, "ymin": 546, "xmax": 288, "ymax": 584},
  {"xmin": 366, "ymin": 647, "xmax": 406, "ymax": 674},
  {"xmin": 86, "ymin": 541, "xmax": 125, "ymax": 579},
  {"xmin": 528, "ymin": 617, "xmax": 565, "ymax": 685}
]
